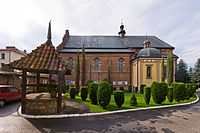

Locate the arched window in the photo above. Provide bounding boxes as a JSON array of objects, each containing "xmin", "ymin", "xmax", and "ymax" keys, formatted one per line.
[
  {"xmin": 147, "ymin": 66, "xmax": 151, "ymax": 78},
  {"xmin": 68, "ymin": 58, "xmax": 73, "ymax": 70},
  {"xmin": 94, "ymin": 58, "xmax": 99, "ymax": 70},
  {"xmin": 119, "ymin": 58, "xmax": 124, "ymax": 72}
]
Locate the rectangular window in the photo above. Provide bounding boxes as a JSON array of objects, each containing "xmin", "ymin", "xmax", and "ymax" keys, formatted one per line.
[
  {"xmin": 42, "ymin": 80, "xmax": 47, "ymax": 84},
  {"xmin": 10, "ymin": 87, "xmax": 19, "ymax": 92},
  {"xmin": 113, "ymin": 81, "xmax": 117, "ymax": 85},
  {"xmin": 118, "ymin": 81, "xmax": 122, "ymax": 85},
  {"xmin": 0, "ymin": 87, "xmax": 10, "ymax": 93},
  {"xmin": 123, "ymin": 81, "xmax": 128, "ymax": 85},
  {"xmin": 147, "ymin": 66, "xmax": 151, "ymax": 78},
  {"xmin": 1, "ymin": 53, "xmax": 5, "ymax": 59}
]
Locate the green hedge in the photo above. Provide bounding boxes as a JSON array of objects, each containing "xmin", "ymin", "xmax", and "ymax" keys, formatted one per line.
[
  {"xmin": 167, "ymin": 86, "xmax": 173, "ymax": 103},
  {"xmin": 114, "ymin": 90, "xmax": 124, "ymax": 108},
  {"xmin": 130, "ymin": 93, "xmax": 137, "ymax": 106},
  {"xmin": 81, "ymin": 86, "xmax": 88, "ymax": 101},
  {"xmin": 110, "ymin": 84, "xmax": 114, "ymax": 95},
  {"xmin": 97, "ymin": 81, "xmax": 111, "ymax": 109},
  {"xmin": 120, "ymin": 87, "xmax": 124, "ymax": 91},
  {"xmin": 151, "ymin": 81, "xmax": 167, "ymax": 104},
  {"xmin": 185, "ymin": 83, "xmax": 196, "ymax": 100},
  {"xmin": 135, "ymin": 87, "xmax": 138, "ymax": 93},
  {"xmin": 128, "ymin": 84, "xmax": 132, "ymax": 93},
  {"xmin": 144, "ymin": 86, "xmax": 151, "ymax": 105},
  {"xmin": 89, "ymin": 83, "xmax": 98, "ymax": 104},
  {"xmin": 140, "ymin": 84, "xmax": 146, "ymax": 94},
  {"xmin": 70, "ymin": 87, "xmax": 76, "ymax": 99},
  {"xmin": 171, "ymin": 82, "xmax": 186, "ymax": 102}
]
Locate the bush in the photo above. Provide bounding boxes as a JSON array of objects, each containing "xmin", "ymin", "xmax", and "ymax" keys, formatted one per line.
[
  {"xmin": 81, "ymin": 86, "xmax": 88, "ymax": 101},
  {"xmin": 97, "ymin": 81, "xmax": 111, "ymax": 109},
  {"xmin": 135, "ymin": 87, "xmax": 138, "ymax": 93},
  {"xmin": 128, "ymin": 84, "xmax": 132, "ymax": 93},
  {"xmin": 185, "ymin": 83, "xmax": 196, "ymax": 100},
  {"xmin": 151, "ymin": 81, "xmax": 167, "ymax": 104},
  {"xmin": 109, "ymin": 84, "xmax": 114, "ymax": 95},
  {"xmin": 160, "ymin": 82, "xmax": 168, "ymax": 96},
  {"xmin": 66, "ymin": 84, "xmax": 69, "ymax": 90},
  {"xmin": 86, "ymin": 80, "xmax": 94, "ymax": 87},
  {"xmin": 113, "ymin": 87, "xmax": 116, "ymax": 91},
  {"xmin": 120, "ymin": 87, "xmax": 124, "ymax": 91},
  {"xmin": 167, "ymin": 86, "xmax": 173, "ymax": 103},
  {"xmin": 89, "ymin": 83, "xmax": 98, "ymax": 104},
  {"xmin": 140, "ymin": 84, "xmax": 146, "ymax": 94},
  {"xmin": 171, "ymin": 82, "xmax": 186, "ymax": 102},
  {"xmin": 130, "ymin": 93, "xmax": 137, "ymax": 106},
  {"xmin": 144, "ymin": 86, "xmax": 151, "ymax": 105},
  {"xmin": 70, "ymin": 87, "xmax": 76, "ymax": 99},
  {"xmin": 114, "ymin": 90, "xmax": 124, "ymax": 108}
]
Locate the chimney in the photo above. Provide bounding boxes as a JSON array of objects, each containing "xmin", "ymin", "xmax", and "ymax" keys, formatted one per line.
[
  {"xmin": 57, "ymin": 29, "xmax": 70, "ymax": 50},
  {"xmin": 118, "ymin": 23, "xmax": 126, "ymax": 38},
  {"xmin": 6, "ymin": 46, "xmax": 16, "ymax": 50},
  {"xmin": 62, "ymin": 30, "xmax": 69, "ymax": 42}
]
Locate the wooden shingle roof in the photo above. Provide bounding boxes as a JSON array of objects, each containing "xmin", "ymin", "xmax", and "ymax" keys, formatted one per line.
[{"xmin": 10, "ymin": 43, "xmax": 71, "ymax": 74}]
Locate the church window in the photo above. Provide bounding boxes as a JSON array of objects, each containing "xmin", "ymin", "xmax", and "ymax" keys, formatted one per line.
[
  {"xmin": 147, "ymin": 66, "xmax": 151, "ymax": 78},
  {"xmin": 94, "ymin": 58, "xmax": 99, "ymax": 70},
  {"xmin": 119, "ymin": 58, "xmax": 124, "ymax": 72},
  {"xmin": 68, "ymin": 58, "xmax": 73, "ymax": 70}
]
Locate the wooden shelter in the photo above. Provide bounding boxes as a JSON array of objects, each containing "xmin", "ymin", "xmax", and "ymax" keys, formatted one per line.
[{"xmin": 10, "ymin": 21, "xmax": 71, "ymax": 114}]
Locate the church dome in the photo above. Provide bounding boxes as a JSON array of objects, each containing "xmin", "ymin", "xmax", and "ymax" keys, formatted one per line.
[{"xmin": 136, "ymin": 48, "xmax": 162, "ymax": 58}]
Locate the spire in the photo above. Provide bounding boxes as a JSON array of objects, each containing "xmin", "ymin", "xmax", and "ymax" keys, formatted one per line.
[{"xmin": 46, "ymin": 20, "xmax": 52, "ymax": 45}]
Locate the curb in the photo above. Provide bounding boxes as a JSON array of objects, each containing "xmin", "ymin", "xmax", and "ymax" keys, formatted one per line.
[{"xmin": 18, "ymin": 94, "xmax": 199, "ymax": 119}]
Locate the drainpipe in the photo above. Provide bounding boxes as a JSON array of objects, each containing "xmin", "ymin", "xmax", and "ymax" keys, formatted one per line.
[
  {"xmin": 137, "ymin": 59, "xmax": 138, "ymax": 87},
  {"xmin": 129, "ymin": 53, "xmax": 134, "ymax": 85}
]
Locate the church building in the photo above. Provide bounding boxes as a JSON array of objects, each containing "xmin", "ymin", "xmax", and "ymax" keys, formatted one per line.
[{"xmin": 57, "ymin": 24, "xmax": 178, "ymax": 88}]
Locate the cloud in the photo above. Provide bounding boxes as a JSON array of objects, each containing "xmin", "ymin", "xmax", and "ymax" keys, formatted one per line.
[{"xmin": 0, "ymin": 0, "xmax": 199, "ymax": 67}]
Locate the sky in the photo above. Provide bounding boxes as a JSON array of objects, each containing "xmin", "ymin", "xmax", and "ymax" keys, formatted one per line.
[{"xmin": 0, "ymin": 0, "xmax": 199, "ymax": 67}]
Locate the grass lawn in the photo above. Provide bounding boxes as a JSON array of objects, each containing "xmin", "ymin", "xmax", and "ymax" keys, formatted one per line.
[{"xmin": 66, "ymin": 92, "xmax": 197, "ymax": 113}]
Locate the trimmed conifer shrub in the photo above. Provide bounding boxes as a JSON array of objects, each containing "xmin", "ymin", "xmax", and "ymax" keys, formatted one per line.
[
  {"xmin": 185, "ymin": 83, "xmax": 196, "ymax": 99},
  {"xmin": 113, "ymin": 87, "xmax": 116, "ymax": 91},
  {"xmin": 171, "ymin": 82, "xmax": 186, "ymax": 102},
  {"xmin": 70, "ymin": 87, "xmax": 76, "ymax": 99},
  {"xmin": 110, "ymin": 84, "xmax": 114, "ymax": 95},
  {"xmin": 81, "ymin": 86, "xmax": 88, "ymax": 101},
  {"xmin": 167, "ymin": 86, "xmax": 173, "ymax": 103},
  {"xmin": 151, "ymin": 81, "xmax": 167, "ymax": 104},
  {"xmin": 128, "ymin": 84, "xmax": 132, "ymax": 93},
  {"xmin": 120, "ymin": 87, "xmax": 124, "ymax": 91},
  {"xmin": 135, "ymin": 87, "xmax": 138, "ymax": 93},
  {"xmin": 160, "ymin": 82, "xmax": 168, "ymax": 96},
  {"xmin": 89, "ymin": 83, "xmax": 98, "ymax": 104},
  {"xmin": 144, "ymin": 86, "xmax": 151, "ymax": 105},
  {"xmin": 114, "ymin": 90, "xmax": 124, "ymax": 108},
  {"xmin": 130, "ymin": 93, "xmax": 137, "ymax": 106},
  {"xmin": 140, "ymin": 84, "xmax": 146, "ymax": 94},
  {"xmin": 97, "ymin": 81, "xmax": 111, "ymax": 109}
]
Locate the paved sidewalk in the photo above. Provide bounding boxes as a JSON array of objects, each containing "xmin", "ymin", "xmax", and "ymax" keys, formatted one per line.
[{"xmin": 63, "ymin": 100, "xmax": 91, "ymax": 114}]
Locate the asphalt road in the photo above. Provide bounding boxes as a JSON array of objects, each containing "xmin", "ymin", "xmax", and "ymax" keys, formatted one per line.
[{"xmin": 0, "ymin": 92, "xmax": 200, "ymax": 133}]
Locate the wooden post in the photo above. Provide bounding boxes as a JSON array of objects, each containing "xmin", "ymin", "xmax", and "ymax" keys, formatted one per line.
[
  {"xmin": 22, "ymin": 70, "xmax": 27, "ymax": 114},
  {"xmin": 36, "ymin": 72, "xmax": 40, "ymax": 92},
  {"xmin": 57, "ymin": 71, "xmax": 65, "ymax": 113}
]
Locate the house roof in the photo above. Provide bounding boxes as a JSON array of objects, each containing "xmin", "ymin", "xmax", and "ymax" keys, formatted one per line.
[
  {"xmin": 136, "ymin": 48, "xmax": 162, "ymax": 58},
  {"xmin": 0, "ymin": 47, "xmax": 27, "ymax": 56},
  {"xmin": 9, "ymin": 43, "xmax": 71, "ymax": 74},
  {"xmin": 58, "ymin": 35, "xmax": 174, "ymax": 53}
]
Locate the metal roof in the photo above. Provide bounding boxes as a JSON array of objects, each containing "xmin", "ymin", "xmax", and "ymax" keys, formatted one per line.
[
  {"xmin": 62, "ymin": 35, "xmax": 174, "ymax": 49},
  {"xmin": 136, "ymin": 48, "xmax": 162, "ymax": 58},
  {"xmin": 59, "ymin": 48, "xmax": 134, "ymax": 53}
]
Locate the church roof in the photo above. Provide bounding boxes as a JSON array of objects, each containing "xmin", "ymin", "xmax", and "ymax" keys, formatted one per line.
[{"xmin": 58, "ymin": 35, "xmax": 174, "ymax": 53}]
